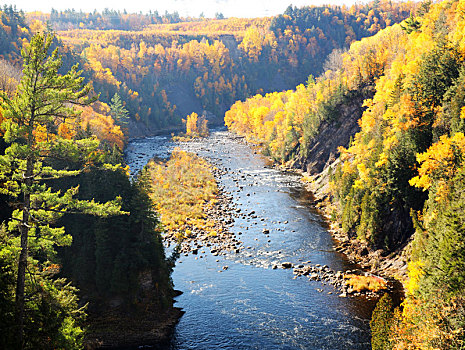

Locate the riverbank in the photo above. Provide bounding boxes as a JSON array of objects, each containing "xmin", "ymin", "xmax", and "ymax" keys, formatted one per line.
[
  {"xmin": 128, "ymin": 116, "xmax": 225, "ymax": 140},
  {"xmin": 85, "ymin": 305, "xmax": 184, "ymax": 349},
  {"xmin": 147, "ymin": 147, "xmax": 243, "ymax": 257},
  {"xmin": 167, "ymin": 167, "xmax": 245, "ymax": 258},
  {"xmin": 185, "ymin": 133, "xmax": 394, "ymax": 298},
  {"xmin": 125, "ymin": 129, "xmax": 375, "ymax": 349},
  {"xmin": 296, "ymin": 162, "xmax": 409, "ymax": 284},
  {"xmin": 230, "ymin": 132, "xmax": 408, "ymax": 290}
]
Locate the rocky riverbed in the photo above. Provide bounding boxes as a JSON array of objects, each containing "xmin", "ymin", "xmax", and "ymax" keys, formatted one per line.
[
  {"xmin": 211, "ymin": 133, "xmax": 394, "ymax": 297},
  {"xmin": 163, "ymin": 164, "xmax": 243, "ymax": 257},
  {"xmin": 126, "ymin": 129, "xmax": 378, "ymax": 349},
  {"xmin": 160, "ymin": 137, "xmax": 390, "ymax": 300}
]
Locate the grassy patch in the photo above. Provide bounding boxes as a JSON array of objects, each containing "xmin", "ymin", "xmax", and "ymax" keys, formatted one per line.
[
  {"xmin": 344, "ymin": 274, "xmax": 387, "ymax": 293},
  {"xmin": 147, "ymin": 148, "xmax": 219, "ymax": 241}
]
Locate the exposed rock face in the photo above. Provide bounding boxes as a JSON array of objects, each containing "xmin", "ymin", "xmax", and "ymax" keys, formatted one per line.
[
  {"xmin": 86, "ymin": 306, "xmax": 184, "ymax": 349},
  {"xmin": 84, "ymin": 272, "xmax": 183, "ymax": 349},
  {"xmin": 292, "ymin": 88, "xmax": 372, "ymax": 175},
  {"xmin": 219, "ymin": 34, "xmax": 239, "ymax": 59},
  {"xmin": 284, "ymin": 85, "xmax": 411, "ymax": 281},
  {"xmin": 302, "ymin": 163, "xmax": 410, "ymax": 281}
]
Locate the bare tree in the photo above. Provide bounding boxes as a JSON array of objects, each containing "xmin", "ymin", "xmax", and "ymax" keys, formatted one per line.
[
  {"xmin": 0, "ymin": 59, "xmax": 22, "ymax": 96},
  {"xmin": 323, "ymin": 48, "xmax": 346, "ymax": 73}
]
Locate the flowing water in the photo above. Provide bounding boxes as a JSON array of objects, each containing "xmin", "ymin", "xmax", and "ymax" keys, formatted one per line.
[{"xmin": 125, "ymin": 129, "xmax": 375, "ymax": 350}]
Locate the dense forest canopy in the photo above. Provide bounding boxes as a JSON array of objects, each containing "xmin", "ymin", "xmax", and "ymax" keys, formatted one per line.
[
  {"xmin": 0, "ymin": 7, "xmax": 175, "ymax": 348},
  {"xmin": 18, "ymin": 1, "xmax": 416, "ymax": 136}
]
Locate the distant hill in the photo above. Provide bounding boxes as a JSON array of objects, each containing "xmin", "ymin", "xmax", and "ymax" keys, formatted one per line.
[{"xmin": 20, "ymin": 1, "xmax": 416, "ymax": 137}]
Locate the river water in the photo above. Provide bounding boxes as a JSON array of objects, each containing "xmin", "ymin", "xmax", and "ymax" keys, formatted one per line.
[{"xmin": 125, "ymin": 129, "xmax": 375, "ymax": 350}]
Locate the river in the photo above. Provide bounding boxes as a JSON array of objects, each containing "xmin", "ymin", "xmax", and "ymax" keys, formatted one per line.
[{"xmin": 125, "ymin": 129, "xmax": 376, "ymax": 350}]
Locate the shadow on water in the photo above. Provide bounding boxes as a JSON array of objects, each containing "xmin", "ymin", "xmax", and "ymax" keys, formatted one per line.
[{"xmin": 126, "ymin": 129, "xmax": 377, "ymax": 350}]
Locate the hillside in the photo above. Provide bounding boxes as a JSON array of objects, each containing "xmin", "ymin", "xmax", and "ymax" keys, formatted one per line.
[
  {"xmin": 3, "ymin": 1, "xmax": 463, "ymax": 348},
  {"xmin": 22, "ymin": 1, "xmax": 416, "ymax": 137},
  {"xmin": 224, "ymin": 0, "xmax": 465, "ymax": 346}
]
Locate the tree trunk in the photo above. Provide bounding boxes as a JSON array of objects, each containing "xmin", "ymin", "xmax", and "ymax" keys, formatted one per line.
[{"xmin": 14, "ymin": 157, "xmax": 32, "ymax": 350}]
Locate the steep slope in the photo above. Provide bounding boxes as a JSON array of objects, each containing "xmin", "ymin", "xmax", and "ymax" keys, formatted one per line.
[
  {"xmin": 41, "ymin": 1, "xmax": 415, "ymax": 137},
  {"xmin": 0, "ymin": 14, "xmax": 179, "ymax": 348},
  {"xmin": 291, "ymin": 88, "xmax": 371, "ymax": 175},
  {"xmin": 226, "ymin": 0, "xmax": 465, "ymax": 346}
]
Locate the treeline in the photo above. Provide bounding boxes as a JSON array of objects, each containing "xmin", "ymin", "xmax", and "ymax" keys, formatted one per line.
[
  {"xmin": 225, "ymin": 0, "xmax": 465, "ymax": 347},
  {"xmin": 32, "ymin": 1, "xmax": 415, "ymax": 135},
  {"xmin": 268, "ymin": 1, "xmax": 415, "ymax": 86},
  {"xmin": 0, "ymin": 5, "xmax": 29, "ymax": 65},
  {"xmin": 337, "ymin": 0, "xmax": 465, "ymax": 346},
  {"xmin": 28, "ymin": 8, "xmax": 185, "ymax": 31},
  {"xmin": 0, "ymin": 6, "xmax": 129, "ymax": 149},
  {"xmin": 225, "ymin": 18, "xmax": 406, "ymax": 163},
  {"xmin": 0, "ymin": 28, "xmax": 175, "ymax": 350}
]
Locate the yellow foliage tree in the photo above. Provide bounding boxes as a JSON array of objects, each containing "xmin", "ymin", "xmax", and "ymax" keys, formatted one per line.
[
  {"xmin": 410, "ymin": 133, "xmax": 465, "ymax": 200},
  {"xmin": 185, "ymin": 112, "xmax": 198, "ymax": 136}
]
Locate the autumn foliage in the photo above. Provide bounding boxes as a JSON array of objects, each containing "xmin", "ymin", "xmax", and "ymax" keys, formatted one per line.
[
  {"xmin": 147, "ymin": 149, "xmax": 220, "ymax": 241},
  {"xmin": 317, "ymin": 0, "xmax": 465, "ymax": 347},
  {"xmin": 224, "ymin": 0, "xmax": 465, "ymax": 347},
  {"xmin": 34, "ymin": 1, "xmax": 416, "ymax": 134},
  {"xmin": 0, "ymin": 6, "xmax": 30, "ymax": 65},
  {"xmin": 79, "ymin": 101, "xmax": 125, "ymax": 149},
  {"xmin": 344, "ymin": 274, "xmax": 387, "ymax": 293},
  {"xmin": 2, "ymin": 2, "xmax": 460, "ymax": 347},
  {"xmin": 225, "ymin": 21, "xmax": 408, "ymax": 164}
]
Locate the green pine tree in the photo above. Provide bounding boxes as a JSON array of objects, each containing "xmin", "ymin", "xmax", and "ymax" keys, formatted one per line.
[
  {"xmin": 0, "ymin": 32, "xmax": 125, "ymax": 349},
  {"xmin": 400, "ymin": 13, "xmax": 422, "ymax": 34},
  {"xmin": 420, "ymin": 167, "xmax": 465, "ymax": 300},
  {"xmin": 370, "ymin": 293, "xmax": 394, "ymax": 350},
  {"xmin": 110, "ymin": 92, "xmax": 130, "ymax": 128}
]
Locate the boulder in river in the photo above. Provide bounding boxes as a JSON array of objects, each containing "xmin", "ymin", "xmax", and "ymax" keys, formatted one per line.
[{"xmin": 310, "ymin": 273, "xmax": 319, "ymax": 281}]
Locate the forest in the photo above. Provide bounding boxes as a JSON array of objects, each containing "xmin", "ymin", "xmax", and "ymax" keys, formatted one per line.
[
  {"xmin": 24, "ymin": 1, "xmax": 416, "ymax": 135},
  {"xmin": 225, "ymin": 0, "xmax": 465, "ymax": 347},
  {"xmin": 0, "ymin": 8, "xmax": 176, "ymax": 349},
  {"xmin": 1, "ymin": 0, "xmax": 464, "ymax": 348}
]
